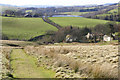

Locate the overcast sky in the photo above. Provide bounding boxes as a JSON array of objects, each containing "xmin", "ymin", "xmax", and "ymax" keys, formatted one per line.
[{"xmin": 0, "ymin": 0, "xmax": 119, "ymax": 6}]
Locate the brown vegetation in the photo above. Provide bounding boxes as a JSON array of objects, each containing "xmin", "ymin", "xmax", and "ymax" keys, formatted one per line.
[{"xmin": 24, "ymin": 44, "xmax": 118, "ymax": 78}]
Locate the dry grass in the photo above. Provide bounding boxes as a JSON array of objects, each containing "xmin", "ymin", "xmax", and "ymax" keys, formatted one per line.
[
  {"xmin": 91, "ymin": 63, "xmax": 118, "ymax": 78},
  {"xmin": 24, "ymin": 46, "xmax": 118, "ymax": 78},
  {"xmin": 1, "ymin": 47, "xmax": 12, "ymax": 78},
  {"xmin": 49, "ymin": 47, "xmax": 69, "ymax": 54}
]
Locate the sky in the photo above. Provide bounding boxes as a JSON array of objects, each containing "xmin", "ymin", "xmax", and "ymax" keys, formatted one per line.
[{"xmin": 0, "ymin": 0, "xmax": 119, "ymax": 6}]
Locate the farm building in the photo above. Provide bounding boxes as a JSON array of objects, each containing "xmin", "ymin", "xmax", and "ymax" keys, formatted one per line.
[{"xmin": 103, "ymin": 35, "xmax": 113, "ymax": 42}]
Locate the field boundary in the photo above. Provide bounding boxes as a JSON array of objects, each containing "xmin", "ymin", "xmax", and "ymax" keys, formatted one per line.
[{"xmin": 42, "ymin": 17, "xmax": 62, "ymax": 29}]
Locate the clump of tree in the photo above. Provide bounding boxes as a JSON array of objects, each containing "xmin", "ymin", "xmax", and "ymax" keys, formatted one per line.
[
  {"xmin": 2, "ymin": 10, "xmax": 25, "ymax": 17},
  {"xmin": 80, "ymin": 8, "xmax": 98, "ymax": 12},
  {"xmin": 91, "ymin": 14, "xmax": 120, "ymax": 22},
  {"xmin": 3, "ymin": 10, "xmax": 16, "ymax": 17},
  {"xmin": 36, "ymin": 22, "xmax": 119, "ymax": 44},
  {"xmin": 36, "ymin": 26, "xmax": 91, "ymax": 44},
  {"xmin": 2, "ymin": 10, "xmax": 44, "ymax": 18},
  {"xmin": 91, "ymin": 22, "xmax": 119, "ymax": 42},
  {"xmin": 93, "ymin": 22, "xmax": 118, "ymax": 35},
  {"xmin": 52, "ymin": 26, "xmax": 91, "ymax": 43}
]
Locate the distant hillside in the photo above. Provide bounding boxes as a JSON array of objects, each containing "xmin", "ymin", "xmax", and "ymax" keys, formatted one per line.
[
  {"xmin": 0, "ymin": 5, "xmax": 23, "ymax": 12},
  {"xmin": 0, "ymin": 3, "xmax": 118, "ymax": 16},
  {"xmin": 80, "ymin": 3, "xmax": 118, "ymax": 18},
  {"xmin": 97, "ymin": 8, "xmax": 118, "ymax": 17},
  {"xmin": 0, "ymin": 3, "xmax": 118, "ymax": 8}
]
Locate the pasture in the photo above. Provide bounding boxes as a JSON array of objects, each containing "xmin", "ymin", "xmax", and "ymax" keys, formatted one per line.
[
  {"xmin": 2, "ymin": 17, "xmax": 57, "ymax": 40},
  {"xmin": 49, "ymin": 17, "xmax": 109, "ymax": 28},
  {"xmin": 60, "ymin": 12, "xmax": 89, "ymax": 15},
  {"xmin": 97, "ymin": 8, "xmax": 118, "ymax": 16}
]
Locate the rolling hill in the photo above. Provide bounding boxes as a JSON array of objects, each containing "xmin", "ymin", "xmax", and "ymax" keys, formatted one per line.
[
  {"xmin": 2, "ymin": 17, "xmax": 57, "ymax": 40},
  {"xmin": 97, "ymin": 8, "xmax": 118, "ymax": 16},
  {"xmin": 49, "ymin": 17, "xmax": 109, "ymax": 28}
]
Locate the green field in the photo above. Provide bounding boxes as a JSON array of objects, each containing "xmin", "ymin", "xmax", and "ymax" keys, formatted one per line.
[
  {"xmin": 97, "ymin": 8, "xmax": 118, "ymax": 16},
  {"xmin": 50, "ymin": 17, "xmax": 109, "ymax": 28},
  {"xmin": 108, "ymin": 9, "xmax": 118, "ymax": 14},
  {"xmin": 11, "ymin": 49, "xmax": 55, "ymax": 78},
  {"xmin": 60, "ymin": 12, "xmax": 90, "ymax": 15},
  {"xmin": 2, "ymin": 17, "xmax": 111, "ymax": 40},
  {"xmin": 2, "ymin": 17, "xmax": 57, "ymax": 40}
]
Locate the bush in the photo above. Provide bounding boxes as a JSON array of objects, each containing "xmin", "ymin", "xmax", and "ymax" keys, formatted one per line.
[
  {"xmin": 93, "ymin": 24, "xmax": 111, "ymax": 35},
  {"xmin": 36, "ymin": 23, "xmax": 119, "ymax": 44},
  {"xmin": 2, "ymin": 34, "xmax": 9, "ymax": 40},
  {"xmin": 36, "ymin": 26, "xmax": 91, "ymax": 44},
  {"xmin": 52, "ymin": 26, "xmax": 91, "ymax": 43}
]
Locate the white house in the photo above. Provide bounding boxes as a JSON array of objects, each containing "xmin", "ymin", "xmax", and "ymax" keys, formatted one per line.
[
  {"xmin": 103, "ymin": 35, "xmax": 113, "ymax": 42},
  {"xmin": 65, "ymin": 34, "xmax": 77, "ymax": 42},
  {"xmin": 86, "ymin": 33, "xmax": 93, "ymax": 39}
]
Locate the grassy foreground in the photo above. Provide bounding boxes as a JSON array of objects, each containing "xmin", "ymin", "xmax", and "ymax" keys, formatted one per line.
[
  {"xmin": 2, "ymin": 17, "xmax": 57, "ymax": 40},
  {"xmin": 10, "ymin": 49, "xmax": 55, "ymax": 78},
  {"xmin": 50, "ymin": 17, "xmax": 109, "ymax": 28}
]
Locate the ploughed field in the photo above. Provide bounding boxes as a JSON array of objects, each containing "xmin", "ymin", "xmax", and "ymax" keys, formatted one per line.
[
  {"xmin": 49, "ymin": 17, "xmax": 109, "ymax": 28},
  {"xmin": 2, "ymin": 17, "xmax": 57, "ymax": 40}
]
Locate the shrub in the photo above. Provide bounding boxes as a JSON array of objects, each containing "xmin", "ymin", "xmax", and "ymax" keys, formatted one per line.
[
  {"xmin": 93, "ymin": 24, "xmax": 111, "ymax": 35},
  {"xmin": 2, "ymin": 34, "xmax": 9, "ymax": 40},
  {"xmin": 6, "ymin": 72, "xmax": 14, "ymax": 78},
  {"xmin": 52, "ymin": 26, "xmax": 91, "ymax": 43}
]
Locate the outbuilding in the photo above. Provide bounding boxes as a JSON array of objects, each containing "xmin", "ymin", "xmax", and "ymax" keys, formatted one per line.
[{"xmin": 103, "ymin": 35, "xmax": 113, "ymax": 42}]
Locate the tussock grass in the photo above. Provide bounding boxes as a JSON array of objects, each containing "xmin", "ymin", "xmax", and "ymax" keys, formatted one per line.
[
  {"xmin": 24, "ymin": 46, "xmax": 118, "ymax": 78},
  {"xmin": 1, "ymin": 48, "xmax": 12, "ymax": 78}
]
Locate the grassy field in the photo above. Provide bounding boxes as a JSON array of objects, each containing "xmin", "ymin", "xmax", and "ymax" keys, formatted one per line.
[
  {"xmin": 2, "ymin": 16, "xmax": 112, "ymax": 40},
  {"xmin": 11, "ymin": 49, "xmax": 55, "ymax": 78},
  {"xmin": 2, "ymin": 17, "xmax": 57, "ymax": 40},
  {"xmin": 50, "ymin": 17, "xmax": 109, "ymax": 28},
  {"xmin": 108, "ymin": 9, "xmax": 118, "ymax": 14},
  {"xmin": 97, "ymin": 8, "xmax": 118, "ymax": 16},
  {"xmin": 60, "ymin": 12, "xmax": 90, "ymax": 15}
]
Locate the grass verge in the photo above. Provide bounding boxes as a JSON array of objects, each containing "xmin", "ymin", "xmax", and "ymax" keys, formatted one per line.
[{"xmin": 10, "ymin": 49, "xmax": 55, "ymax": 78}]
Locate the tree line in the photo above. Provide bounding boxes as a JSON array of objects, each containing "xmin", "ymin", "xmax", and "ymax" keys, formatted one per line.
[
  {"xmin": 2, "ymin": 22, "xmax": 120, "ymax": 43},
  {"xmin": 87, "ymin": 14, "xmax": 120, "ymax": 22},
  {"xmin": 81, "ymin": 5, "xmax": 118, "ymax": 21},
  {"xmin": 32, "ymin": 22, "xmax": 120, "ymax": 44},
  {"xmin": 2, "ymin": 10, "xmax": 44, "ymax": 17},
  {"xmin": 2, "ymin": 3, "xmax": 117, "ymax": 18}
]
